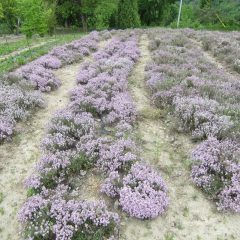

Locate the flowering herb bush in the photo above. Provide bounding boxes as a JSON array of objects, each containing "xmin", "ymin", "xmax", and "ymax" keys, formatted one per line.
[
  {"xmin": 191, "ymin": 137, "xmax": 240, "ymax": 213},
  {"xmin": 146, "ymin": 28, "xmax": 240, "ymax": 212},
  {"xmin": 19, "ymin": 185, "xmax": 119, "ymax": 240},
  {"xmin": 119, "ymin": 163, "xmax": 168, "ymax": 219},
  {"xmin": 101, "ymin": 163, "xmax": 169, "ymax": 219}
]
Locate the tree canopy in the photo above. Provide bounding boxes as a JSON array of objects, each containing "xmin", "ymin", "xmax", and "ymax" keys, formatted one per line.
[{"xmin": 0, "ymin": 0, "xmax": 239, "ymax": 36}]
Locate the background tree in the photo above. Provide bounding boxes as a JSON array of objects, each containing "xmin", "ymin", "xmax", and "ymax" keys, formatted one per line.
[
  {"xmin": 43, "ymin": 0, "xmax": 57, "ymax": 35},
  {"xmin": 117, "ymin": 0, "xmax": 140, "ymax": 28},
  {"xmin": 138, "ymin": 0, "xmax": 176, "ymax": 26},
  {"xmin": 1, "ymin": 0, "xmax": 19, "ymax": 33},
  {"xmin": 18, "ymin": 0, "xmax": 49, "ymax": 37},
  {"xmin": 94, "ymin": 0, "xmax": 118, "ymax": 30},
  {"xmin": 0, "ymin": 3, "xmax": 3, "ymax": 19},
  {"xmin": 56, "ymin": 0, "xmax": 98, "ymax": 31},
  {"xmin": 56, "ymin": 0, "xmax": 84, "ymax": 28}
]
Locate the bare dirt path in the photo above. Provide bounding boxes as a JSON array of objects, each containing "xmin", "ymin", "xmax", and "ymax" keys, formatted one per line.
[
  {"xmin": 0, "ymin": 63, "xmax": 80, "ymax": 239},
  {"xmin": 120, "ymin": 34, "xmax": 240, "ymax": 240}
]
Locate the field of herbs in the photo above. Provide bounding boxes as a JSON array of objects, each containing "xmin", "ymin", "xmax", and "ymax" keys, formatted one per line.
[{"xmin": 0, "ymin": 28, "xmax": 239, "ymax": 240}]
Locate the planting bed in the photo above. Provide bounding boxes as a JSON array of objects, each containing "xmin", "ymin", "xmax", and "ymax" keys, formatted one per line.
[{"xmin": 0, "ymin": 28, "xmax": 239, "ymax": 240}]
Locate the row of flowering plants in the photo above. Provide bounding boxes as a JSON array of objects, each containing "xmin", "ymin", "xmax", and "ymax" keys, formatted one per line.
[
  {"xmin": 0, "ymin": 31, "xmax": 111, "ymax": 143},
  {"xmin": 19, "ymin": 30, "xmax": 169, "ymax": 240},
  {"xmin": 145, "ymin": 28, "xmax": 240, "ymax": 213},
  {"xmin": 87, "ymin": 32, "xmax": 168, "ymax": 219},
  {"xmin": 184, "ymin": 29, "xmax": 240, "ymax": 74},
  {"xmin": 19, "ymin": 30, "xmax": 120, "ymax": 240}
]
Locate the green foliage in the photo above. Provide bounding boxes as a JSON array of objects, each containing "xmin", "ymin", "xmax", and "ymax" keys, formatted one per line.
[
  {"xmin": 72, "ymin": 221, "xmax": 116, "ymax": 240},
  {"xmin": 44, "ymin": 0, "xmax": 57, "ymax": 35},
  {"xmin": 94, "ymin": 0, "xmax": 118, "ymax": 30},
  {"xmin": 18, "ymin": 0, "xmax": 49, "ymax": 38},
  {"xmin": 0, "ymin": 192, "xmax": 3, "ymax": 203},
  {"xmin": 27, "ymin": 187, "xmax": 39, "ymax": 197},
  {"xmin": 117, "ymin": 0, "xmax": 140, "ymax": 28},
  {"xmin": 56, "ymin": 0, "xmax": 81, "ymax": 27},
  {"xmin": 0, "ymin": 0, "xmax": 19, "ymax": 33},
  {"xmin": 69, "ymin": 154, "xmax": 92, "ymax": 174},
  {"xmin": 170, "ymin": 3, "xmax": 202, "ymax": 29},
  {"xmin": 0, "ymin": 3, "xmax": 4, "ymax": 18},
  {"xmin": 138, "ymin": 0, "xmax": 176, "ymax": 26}
]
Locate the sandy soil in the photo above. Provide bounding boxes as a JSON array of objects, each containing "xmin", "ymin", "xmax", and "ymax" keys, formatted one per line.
[
  {"xmin": 0, "ymin": 62, "xmax": 84, "ymax": 240},
  {"xmin": 120, "ymin": 34, "xmax": 240, "ymax": 240}
]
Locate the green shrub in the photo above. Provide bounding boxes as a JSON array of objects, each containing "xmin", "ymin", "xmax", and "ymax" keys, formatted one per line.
[
  {"xmin": 117, "ymin": 0, "xmax": 140, "ymax": 29},
  {"xmin": 69, "ymin": 154, "xmax": 92, "ymax": 174}
]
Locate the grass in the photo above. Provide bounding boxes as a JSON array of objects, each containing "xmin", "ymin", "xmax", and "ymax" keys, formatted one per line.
[
  {"xmin": 0, "ymin": 32, "xmax": 86, "ymax": 74},
  {"xmin": 0, "ymin": 36, "xmax": 48, "ymax": 56}
]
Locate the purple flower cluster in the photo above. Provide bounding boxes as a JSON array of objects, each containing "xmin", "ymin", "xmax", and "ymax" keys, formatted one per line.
[
  {"xmin": 101, "ymin": 162, "xmax": 169, "ymax": 219},
  {"xmin": 119, "ymin": 163, "xmax": 168, "ymax": 219},
  {"xmin": 191, "ymin": 137, "xmax": 240, "ymax": 213},
  {"xmin": 173, "ymin": 96, "xmax": 233, "ymax": 140},
  {"xmin": 19, "ymin": 185, "xmax": 119, "ymax": 240},
  {"xmin": 146, "ymin": 29, "xmax": 240, "ymax": 212}
]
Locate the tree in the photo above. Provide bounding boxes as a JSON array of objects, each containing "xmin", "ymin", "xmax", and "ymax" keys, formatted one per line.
[
  {"xmin": 18, "ymin": 0, "xmax": 49, "ymax": 37},
  {"xmin": 138, "ymin": 0, "xmax": 176, "ymax": 26},
  {"xmin": 117, "ymin": 0, "xmax": 140, "ymax": 28},
  {"xmin": 200, "ymin": 0, "xmax": 213, "ymax": 8},
  {"xmin": 0, "ymin": 3, "xmax": 3, "ymax": 18},
  {"xmin": 94, "ymin": 0, "xmax": 118, "ymax": 30},
  {"xmin": 1, "ymin": 0, "xmax": 19, "ymax": 33},
  {"xmin": 56, "ymin": 0, "xmax": 98, "ymax": 31},
  {"xmin": 43, "ymin": 0, "xmax": 57, "ymax": 35}
]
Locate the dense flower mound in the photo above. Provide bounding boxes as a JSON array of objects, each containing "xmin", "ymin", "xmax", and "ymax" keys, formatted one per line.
[
  {"xmin": 19, "ymin": 185, "xmax": 119, "ymax": 240},
  {"xmin": 146, "ymin": 28, "xmax": 240, "ymax": 212},
  {"xmin": 191, "ymin": 137, "xmax": 240, "ymax": 213},
  {"xmin": 119, "ymin": 163, "xmax": 168, "ymax": 219},
  {"xmin": 0, "ymin": 31, "xmax": 109, "ymax": 143},
  {"xmin": 173, "ymin": 96, "xmax": 233, "ymax": 140},
  {"xmin": 101, "ymin": 163, "xmax": 169, "ymax": 219}
]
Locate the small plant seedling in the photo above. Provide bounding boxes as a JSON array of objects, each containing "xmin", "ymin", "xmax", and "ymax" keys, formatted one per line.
[
  {"xmin": 192, "ymin": 194, "xmax": 198, "ymax": 201},
  {"xmin": 0, "ymin": 207, "xmax": 4, "ymax": 215},
  {"xmin": 0, "ymin": 192, "xmax": 3, "ymax": 203},
  {"xmin": 183, "ymin": 206, "xmax": 189, "ymax": 217},
  {"xmin": 164, "ymin": 232, "xmax": 175, "ymax": 240}
]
